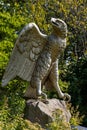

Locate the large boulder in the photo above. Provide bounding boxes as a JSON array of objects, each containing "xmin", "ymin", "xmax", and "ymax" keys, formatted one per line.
[{"xmin": 24, "ymin": 98, "xmax": 71, "ymax": 127}]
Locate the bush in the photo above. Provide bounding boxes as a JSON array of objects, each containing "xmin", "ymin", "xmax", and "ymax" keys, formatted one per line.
[{"xmin": 47, "ymin": 110, "xmax": 71, "ymax": 130}]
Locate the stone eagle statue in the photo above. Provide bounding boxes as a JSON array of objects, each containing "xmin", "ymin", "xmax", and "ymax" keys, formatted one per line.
[{"xmin": 2, "ymin": 18, "xmax": 71, "ymax": 102}]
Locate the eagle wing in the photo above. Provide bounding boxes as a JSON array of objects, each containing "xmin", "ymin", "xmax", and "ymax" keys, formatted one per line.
[{"xmin": 2, "ymin": 23, "xmax": 47, "ymax": 86}]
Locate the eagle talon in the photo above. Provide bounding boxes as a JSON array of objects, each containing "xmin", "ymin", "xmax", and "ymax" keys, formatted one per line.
[
  {"xmin": 63, "ymin": 93, "xmax": 71, "ymax": 102},
  {"xmin": 37, "ymin": 94, "xmax": 49, "ymax": 104}
]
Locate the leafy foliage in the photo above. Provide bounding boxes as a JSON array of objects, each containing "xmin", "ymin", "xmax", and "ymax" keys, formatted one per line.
[
  {"xmin": 47, "ymin": 110, "xmax": 71, "ymax": 130},
  {"xmin": 0, "ymin": 0, "xmax": 87, "ymax": 129},
  {"xmin": 64, "ymin": 56, "xmax": 87, "ymax": 126}
]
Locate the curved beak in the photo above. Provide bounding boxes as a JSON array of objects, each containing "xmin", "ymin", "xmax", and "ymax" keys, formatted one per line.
[{"xmin": 51, "ymin": 17, "xmax": 56, "ymax": 23}]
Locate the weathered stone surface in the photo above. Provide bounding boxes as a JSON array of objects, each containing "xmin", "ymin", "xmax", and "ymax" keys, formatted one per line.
[
  {"xmin": 24, "ymin": 98, "xmax": 71, "ymax": 127},
  {"xmin": 2, "ymin": 18, "xmax": 71, "ymax": 102}
]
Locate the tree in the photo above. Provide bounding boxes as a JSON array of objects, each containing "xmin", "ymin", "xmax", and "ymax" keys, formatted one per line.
[{"xmin": 0, "ymin": 0, "xmax": 87, "ymax": 128}]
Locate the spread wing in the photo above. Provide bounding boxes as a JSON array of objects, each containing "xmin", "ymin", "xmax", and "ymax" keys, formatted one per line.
[{"xmin": 2, "ymin": 23, "xmax": 47, "ymax": 86}]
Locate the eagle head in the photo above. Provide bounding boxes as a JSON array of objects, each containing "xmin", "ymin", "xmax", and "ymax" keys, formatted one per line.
[{"xmin": 51, "ymin": 18, "xmax": 67, "ymax": 37}]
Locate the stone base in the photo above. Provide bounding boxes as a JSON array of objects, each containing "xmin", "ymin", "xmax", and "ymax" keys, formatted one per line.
[{"xmin": 24, "ymin": 98, "xmax": 71, "ymax": 127}]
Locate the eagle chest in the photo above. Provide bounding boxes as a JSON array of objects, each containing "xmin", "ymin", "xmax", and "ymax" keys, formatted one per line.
[{"xmin": 48, "ymin": 37, "xmax": 65, "ymax": 61}]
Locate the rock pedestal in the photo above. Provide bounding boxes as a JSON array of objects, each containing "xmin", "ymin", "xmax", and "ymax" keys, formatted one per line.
[{"xmin": 24, "ymin": 98, "xmax": 71, "ymax": 127}]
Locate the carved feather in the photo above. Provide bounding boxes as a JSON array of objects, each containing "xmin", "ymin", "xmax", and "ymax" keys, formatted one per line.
[{"xmin": 2, "ymin": 23, "xmax": 47, "ymax": 86}]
